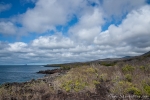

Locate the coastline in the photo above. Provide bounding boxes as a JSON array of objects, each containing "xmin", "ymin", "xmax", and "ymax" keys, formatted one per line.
[
  {"xmin": 0, "ymin": 51, "xmax": 150, "ymax": 100},
  {"xmin": 0, "ymin": 65, "xmax": 59, "ymax": 85}
]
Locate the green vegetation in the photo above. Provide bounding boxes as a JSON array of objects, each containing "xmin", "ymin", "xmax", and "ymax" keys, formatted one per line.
[
  {"xmin": 144, "ymin": 85, "xmax": 150, "ymax": 96},
  {"xmin": 0, "ymin": 81, "xmax": 53, "ymax": 100},
  {"xmin": 53, "ymin": 66, "xmax": 99, "ymax": 93},
  {"xmin": 143, "ymin": 79, "xmax": 150, "ymax": 96},
  {"xmin": 126, "ymin": 86, "xmax": 141, "ymax": 96},
  {"xmin": 100, "ymin": 61, "xmax": 116, "ymax": 66},
  {"xmin": 60, "ymin": 66, "xmax": 72, "ymax": 70},
  {"xmin": 122, "ymin": 65, "xmax": 135, "ymax": 73},
  {"xmin": 140, "ymin": 66, "xmax": 146, "ymax": 70},
  {"xmin": 125, "ymin": 74, "xmax": 132, "ymax": 82}
]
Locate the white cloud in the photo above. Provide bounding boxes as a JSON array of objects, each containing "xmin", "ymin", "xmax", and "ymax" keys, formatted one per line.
[
  {"xmin": 21, "ymin": 0, "xmax": 87, "ymax": 33},
  {"xmin": 0, "ymin": 22, "xmax": 17, "ymax": 35},
  {"xmin": 94, "ymin": 5, "xmax": 150, "ymax": 52},
  {"xmin": 0, "ymin": 3, "xmax": 11, "ymax": 12},
  {"xmin": 31, "ymin": 35, "xmax": 74, "ymax": 49},
  {"xmin": 69, "ymin": 8, "xmax": 103, "ymax": 42},
  {"xmin": 102, "ymin": 0, "xmax": 146, "ymax": 18},
  {"xmin": 0, "ymin": 41, "xmax": 9, "ymax": 49},
  {"xmin": 8, "ymin": 42, "xmax": 29, "ymax": 52}
]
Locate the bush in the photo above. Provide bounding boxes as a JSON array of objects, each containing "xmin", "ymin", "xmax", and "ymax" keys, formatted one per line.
[
  {"xmin": 111, "ymin": 81, "xmax": 133, "ymax": 95},
  {"xmin": 110, "ymin": 81, "xmax": 142, "ymax": 96},
  {"xmin": 100, "ymin": 62, "xmax": 116, "ymax": 66},
  {"xmin": 61, "ymin": 66, "xmax": 71, "ymax": 70},
  {"xmin": 61, "ymin": 80, "xmax": 87, "ymax": 92},
  {"xmin": 99, "ymin": 73, "xmax": 108, "ymax": 82},
  {"xmin": 126, "ymin": 87, "xmax": 141, "ymax": 96},
  {"xmin": 144, "ymin": 85, "xmax": 150, "ymax": 96},
  {"xmin": 125, "ymin": 74, "xmax": 132, "ymax": 82},
  {"xmin": 122, "ymin": 65, "xmax": 135, "ymax": 73},
  {"xmin": 53, "ymin": 66, "xmax": 100, "ymax": 93},
  {"xmin": 140, "ymin": 66, "xmax": 146, "ymax": 70}
]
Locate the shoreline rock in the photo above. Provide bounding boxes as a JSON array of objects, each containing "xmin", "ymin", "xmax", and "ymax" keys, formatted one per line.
[{"xmin": 37, "ymin": 68, "xmax": 63, "ymax": 74}]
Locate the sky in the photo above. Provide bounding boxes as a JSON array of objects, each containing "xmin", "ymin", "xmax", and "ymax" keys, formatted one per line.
[{"xmin": 0, "ymin": 0, "xmax": 150, "ymax": 65}]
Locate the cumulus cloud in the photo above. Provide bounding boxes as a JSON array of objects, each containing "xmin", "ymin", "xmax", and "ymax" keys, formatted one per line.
[
  {"xmin": 8, "ymin": 42, "xmax": 29, "ymax": 52},
  {"xmin": 94, "ymin": 5, "xmax": 150, "ymax": 54},
  {"xmin": 31, "ymin": 35, "xmax": 74, "ymax": 49},
  {"xmin": 0, "ymin": 41, "xmax": 9, "ymax": 49},
  {"xmin": 21, "ymin": 0, "xmax": 87, "ymax": 33},
  {"xmin": 101, "ymin": 0, "xmax": 146, "ymax": 18},
  {"xmin": 0, "ymin": 3, "xmax": 11, "ymax": 12},
  {"xmin": 0, "ymin": 22, "xmax": 17, "ymax": 35},
  {"xmin": 69, "ymin": 8, "xmax": 103, "ymax": 42}
]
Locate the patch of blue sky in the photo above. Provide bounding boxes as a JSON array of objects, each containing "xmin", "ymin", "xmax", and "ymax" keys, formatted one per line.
[
  {"xmin": 87, "ymin": 0, "xmax": 103, "ymax": 7},
  {"xmin": 15, "ymin": 23, "xmax": 22, "ymax": 27},
  {"xmin": 0, "ymin": 0, "xmax": 35, "ymax": 18},
  {"xmin": 56, "ymin": 15, "xmax": 78, "ymax": 36},
  {"xmin": 0, "ymin": 30, "xmax": 54, "ymax": 43},
  {"xmin": 102, "ymin": 12, "xmax": 128, "ymax": 31},
  {"xmin": 146, "ymin": 0, "xmax": 150, "ymax": 4},
  {"xmin": 0, "ymin": 34, "xmax": 15, "ymax": 43},
  {"xmin": 20, "ymin": 30, "xmax": 56, "ymax": 43},
  {"xmin": 20, "ymin": 33, "xmax": 39, "ymax": 43}
]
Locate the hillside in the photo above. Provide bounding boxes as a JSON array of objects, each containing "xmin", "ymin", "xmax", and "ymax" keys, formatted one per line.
[{"xmin": 45, "ymin": 51, "xmax": 150, "ymax": 68}]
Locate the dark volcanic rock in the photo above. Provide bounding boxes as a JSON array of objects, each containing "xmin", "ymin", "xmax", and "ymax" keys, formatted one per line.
[{"xmin": 37, "ymin": 69, "xmax": 62, "ymax": 74}]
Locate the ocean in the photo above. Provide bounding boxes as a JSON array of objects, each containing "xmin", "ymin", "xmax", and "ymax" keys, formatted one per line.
[{"xmin": 0, "ymin": 65, "xmax": 58, "ymax": 85}]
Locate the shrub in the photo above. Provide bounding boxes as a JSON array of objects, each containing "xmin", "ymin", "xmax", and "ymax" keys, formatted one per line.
[
  {"xmin": 93, "ymin": 80, "xmax": 100, "ymax": 85},
  {"xmin": 126, "ymin": 87, "xmax": 141, "ymax": 96},
  {"xmin": 61, "ymin": 80, "xmax": 87, "ymax": 92},
  {"xmin": 140, "ymin": 66, "xmax": 146, "ymax": 70},
  {"xmin": 122, "ymin": 65, "xmax": 135, "ymax": 73},
  {"xmin": 99, "ymin": 73, "xmax": 108, "ymax": 82},
  {"xmin": 125, "ymin": 74, "xmax": 132, "ymax": 82},
  {"xmin": 100, "ymin": 62, "xmax": 116, "ymax": 66},
  {"xmin": 61, "ymin": 66, "xmax": 71, "ymax": 70},
  {"xmin": 144, "ymin": 85, "xmax": 150, "ymax": 96},
  {"xmin": 111, "ymin": 81, "xmax": 135, "ymax": 95},
  {"xmin": 53, "ymin": 66, "xmax": 100, "ymax": 93},
  {"xmin": 86, "ymin": 67, "xmax": 97, "ymax": 73}
]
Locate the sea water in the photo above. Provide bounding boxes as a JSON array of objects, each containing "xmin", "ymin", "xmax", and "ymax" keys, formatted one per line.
[{"xmin": 0, "ymin": 65, "xmax": 58, "ymax": 85}]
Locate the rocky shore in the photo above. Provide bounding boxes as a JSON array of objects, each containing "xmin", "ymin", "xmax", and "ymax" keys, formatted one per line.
[
  {"xmin": 37, "ymin": 68, "xmax": 63, "ymax": 74},
  {"xmin": 0, "ymin": 68, "xmax": 110, "ymax": 100}
]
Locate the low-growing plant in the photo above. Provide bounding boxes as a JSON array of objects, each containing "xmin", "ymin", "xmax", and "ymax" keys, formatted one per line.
[
  {"xmin": 126, "ymin": 86, "xmax": 141, "ymax": 96},
  {"xmin": 125, "ymin": 74, "xmax": 132, "ymax": 82},
  {"xmin": 93, "ymin": 80, "xmax": 100, "ymax": 85},
  {"xmin": 143, "ymin": 84, "xmax": 150, "ymax": 96},
  {"xmin": 140, "ymin": 66, "xmax": 146, "ymax": 70},
  {"xmin": 99, "ymin": 73, "xmax": 108, "ymax": 82},
  {"xmin": 100, "ymin": 61, "xmax": 116, "ymax": 66},
  {"xmin": 0, "ymin": 80, "xmax": 53, "ymax": 100},
  {"xmin": 86, "ymin": 67, "xmax": 97, "ymax": 73},
  {"xmin": 61, "ymin": 66, "xmax": 71, "ymax": 70},
  {"xmin": 53, "ymin": 66, "xmax": 100, "ymax": 93},
  {"xmin": 111, "ymin": 81, "xmax": 135, "ymax": 95},
  {"xmin": 122, "ymin": 65, "xmax": 135, "ymax": 73},
  {"xmin": 61, "ymin": 80, "xmax": 87, "ymax": 92}
]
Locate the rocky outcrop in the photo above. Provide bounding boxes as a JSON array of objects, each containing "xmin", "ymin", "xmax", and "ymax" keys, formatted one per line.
[{"xmin": 37, "ymin": 69, "xmax": 62, "ymax": 74}]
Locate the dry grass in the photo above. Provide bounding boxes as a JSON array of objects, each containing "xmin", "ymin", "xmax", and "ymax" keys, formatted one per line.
[
  {"xmin": 110, "ymin": 64, "xmax": 150, "ymax": 97},
  {"xmin": 0, "ymin": 80, "xmax": 53, "ymax": 100}
]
